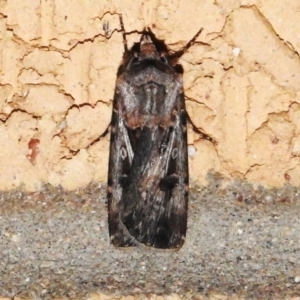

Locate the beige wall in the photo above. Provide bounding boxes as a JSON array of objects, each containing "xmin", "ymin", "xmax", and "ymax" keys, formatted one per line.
[{"xmin": 0, "ymin": 1, "xmax": 300, "ymax": 191}]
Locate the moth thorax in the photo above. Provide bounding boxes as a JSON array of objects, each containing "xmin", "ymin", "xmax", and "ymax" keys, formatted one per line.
[{"xmin": 143, "ymin": 83, "xmax": 158, "ymax": 114}]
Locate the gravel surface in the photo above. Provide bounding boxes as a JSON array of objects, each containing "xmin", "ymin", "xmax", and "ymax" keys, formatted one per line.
[{"xmin": 1, "ymin": 173, "xmax": 300, "ymax": 299}]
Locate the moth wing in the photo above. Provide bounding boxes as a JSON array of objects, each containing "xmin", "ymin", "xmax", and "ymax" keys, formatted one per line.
[
  {"xmin": 107, "ymin": 91, "xmax": 138, "ymax": 247},
  {"xmin": 122, "ymin": 92, "xmax": 188, "ymax": 249}
]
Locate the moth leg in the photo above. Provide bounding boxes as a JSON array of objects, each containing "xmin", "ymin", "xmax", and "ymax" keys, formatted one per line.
[{"xmin": 186, "ymin": 111, "xmax": 216, "ymax": 144}]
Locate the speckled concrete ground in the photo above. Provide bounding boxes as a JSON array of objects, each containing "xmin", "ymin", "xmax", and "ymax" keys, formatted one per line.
[{"xmin": 1, "ymin": 174, "xmax": 300, "ymax": 299}]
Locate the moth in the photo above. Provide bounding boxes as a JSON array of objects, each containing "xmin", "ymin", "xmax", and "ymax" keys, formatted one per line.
[{"xmin": 107, "ymin": 23, "xmax": 203, "ymax": 249}]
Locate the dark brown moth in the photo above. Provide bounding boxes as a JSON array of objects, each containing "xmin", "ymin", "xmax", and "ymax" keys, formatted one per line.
[{"xmin": 107, "ymin": 22, "xmax": 203, "ymax": 249}]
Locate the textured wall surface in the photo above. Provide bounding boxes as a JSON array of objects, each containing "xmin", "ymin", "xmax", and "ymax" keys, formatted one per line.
[{"xmin": 1, "ymin": 1, "xmax": 300, "ymax": 190}]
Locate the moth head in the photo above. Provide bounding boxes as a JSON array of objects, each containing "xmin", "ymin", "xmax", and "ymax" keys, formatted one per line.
[
  {"xmin": 118, "ymin": 28, "xmax": 189, "ymax": 75},
  {"xmin": 139, "ymin": 34, "xmax": 159, "ymax": 59},
  {"xmin": 137, "ymin": 30, "xmax": 182, "ymax": 69}
]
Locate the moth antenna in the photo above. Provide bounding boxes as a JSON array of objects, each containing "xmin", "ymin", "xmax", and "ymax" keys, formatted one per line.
[
  {"xmin": 119, "ymin": 14, "xmax": 128, "ymax": 53},
  {"xmin": 180, "ymin": 27, "xmax": 204, "ymax": 54},
  {"xmin": 170, "ymin": 27, "xmax": 204, "ymax": 62}
]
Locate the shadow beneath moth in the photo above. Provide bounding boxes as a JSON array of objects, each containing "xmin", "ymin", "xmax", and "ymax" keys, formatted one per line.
[{"xmin": 107, "ymin": 26, "xmax": 203, "ymax": 249}]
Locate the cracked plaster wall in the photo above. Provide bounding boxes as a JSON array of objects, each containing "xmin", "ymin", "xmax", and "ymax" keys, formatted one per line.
[{"xmin": 1, "ymin": 1, "xmax": 300, "ymax": 191}]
